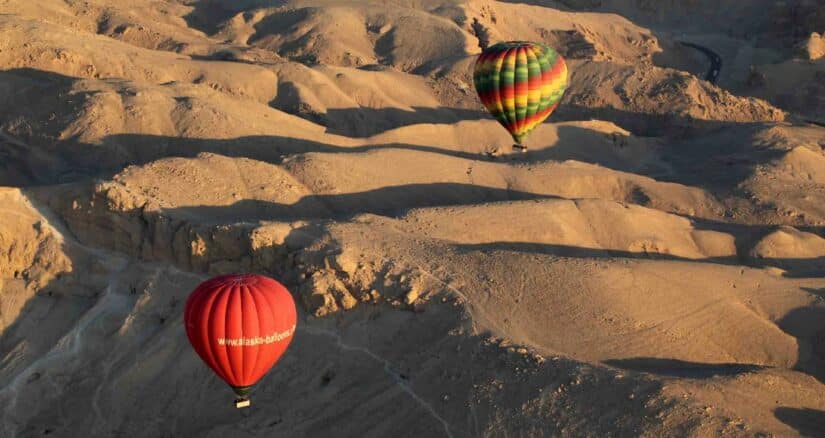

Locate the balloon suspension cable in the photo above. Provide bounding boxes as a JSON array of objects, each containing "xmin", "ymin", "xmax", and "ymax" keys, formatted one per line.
[{"xmin": 232, "ymin": 386, "xmax": 252, "ymax": 409}]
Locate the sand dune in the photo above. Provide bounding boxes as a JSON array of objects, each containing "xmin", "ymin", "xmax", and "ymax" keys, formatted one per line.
[{"xmin": 1, "ymin": 0, "xmax": 825, "ymax": 436}]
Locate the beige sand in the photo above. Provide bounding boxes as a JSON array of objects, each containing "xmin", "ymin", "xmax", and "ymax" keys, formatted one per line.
[{"xmin": 1, "ymin": 1, "xmax": 824, "ymax": 436}]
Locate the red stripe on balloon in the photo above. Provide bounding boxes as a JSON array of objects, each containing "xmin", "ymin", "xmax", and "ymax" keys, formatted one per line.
[{"xmin": 184, "ymin": 274, "xmax": 297, "ymax": 390}]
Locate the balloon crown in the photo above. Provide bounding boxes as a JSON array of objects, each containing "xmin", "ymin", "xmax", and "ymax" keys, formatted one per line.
[
  {"xmin": 489, "ymin": 41, "xmax": 545, "ymax": 49},
  {"xmin": 209, "ymin": 273, "xmax": 261, "ymax": 287}
]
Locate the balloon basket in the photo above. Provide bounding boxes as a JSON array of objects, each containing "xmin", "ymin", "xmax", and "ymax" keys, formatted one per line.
[
  {"xmin": 512, "ymin": 143, "xmax": 527, "ymax": 152},
  {"xmin": 232, "ymin": 385, "xmax": 252, "ymax": 409}
]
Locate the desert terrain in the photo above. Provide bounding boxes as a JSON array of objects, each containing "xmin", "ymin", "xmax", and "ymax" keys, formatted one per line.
[{"xmin": 1, "ymin": 0, "xmax": 824, "ymax": 436}]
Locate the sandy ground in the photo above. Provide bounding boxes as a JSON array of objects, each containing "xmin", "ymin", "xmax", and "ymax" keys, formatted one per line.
[{"xmin": 1, "ymin": 1, "xmax": 824, "ymax": 436}]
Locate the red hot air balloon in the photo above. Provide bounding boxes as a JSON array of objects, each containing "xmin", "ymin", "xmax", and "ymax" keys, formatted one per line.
[{"xmin": 184, "ymin": 273, "xmax": 297, "ymax": 408}]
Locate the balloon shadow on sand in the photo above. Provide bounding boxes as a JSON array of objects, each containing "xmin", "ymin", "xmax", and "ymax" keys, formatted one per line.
[
  {"xmin": 774, "ymin": 407, "xmax": 825, "ymax": 437},
  {"xmin": 777, "ymin": 306, "xmax": 825, "ymax": 384}
]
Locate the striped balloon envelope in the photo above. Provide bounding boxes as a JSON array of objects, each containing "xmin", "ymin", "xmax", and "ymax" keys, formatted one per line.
[{"xmin": 473, "ymin": 41, "xmax": 568, "ymax": 146}]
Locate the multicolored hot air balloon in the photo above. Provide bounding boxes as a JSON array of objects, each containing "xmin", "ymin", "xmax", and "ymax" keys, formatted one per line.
[
  {"xmin": 473, "ymin": 41, "xmax": 568, "ymax": 149},
  {"xmin": 184, "ymin": 273, "xmax": 297, "ymax": 408}
]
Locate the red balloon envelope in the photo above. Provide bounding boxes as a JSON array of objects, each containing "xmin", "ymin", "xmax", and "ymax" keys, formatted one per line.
[{"xmin": 184, "ymin": 273, "xmax": 297, "ymax": 408}]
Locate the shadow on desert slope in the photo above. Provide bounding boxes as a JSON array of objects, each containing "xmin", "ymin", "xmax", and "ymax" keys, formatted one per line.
[
  {"xmin": 0, "ymin": 201, "xmax": 676, "ymax": 437},
  {"xmin": 778, "ymin": 306, "xmax": 825, "ymax": 384},
  {"xmin": 1, "ymin": 67, "xmax": 803, "ymax": 203},
  {"xmin": 774, "ymin": 407, "xmax": 825, "ymax": 437},
  {"xmin": 453, "ymin": 239, "xmax": 824, "ymax": 279},
  {"xmin": 602, "ymin": 357, "xmax": 766, "ymax": 379}
]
